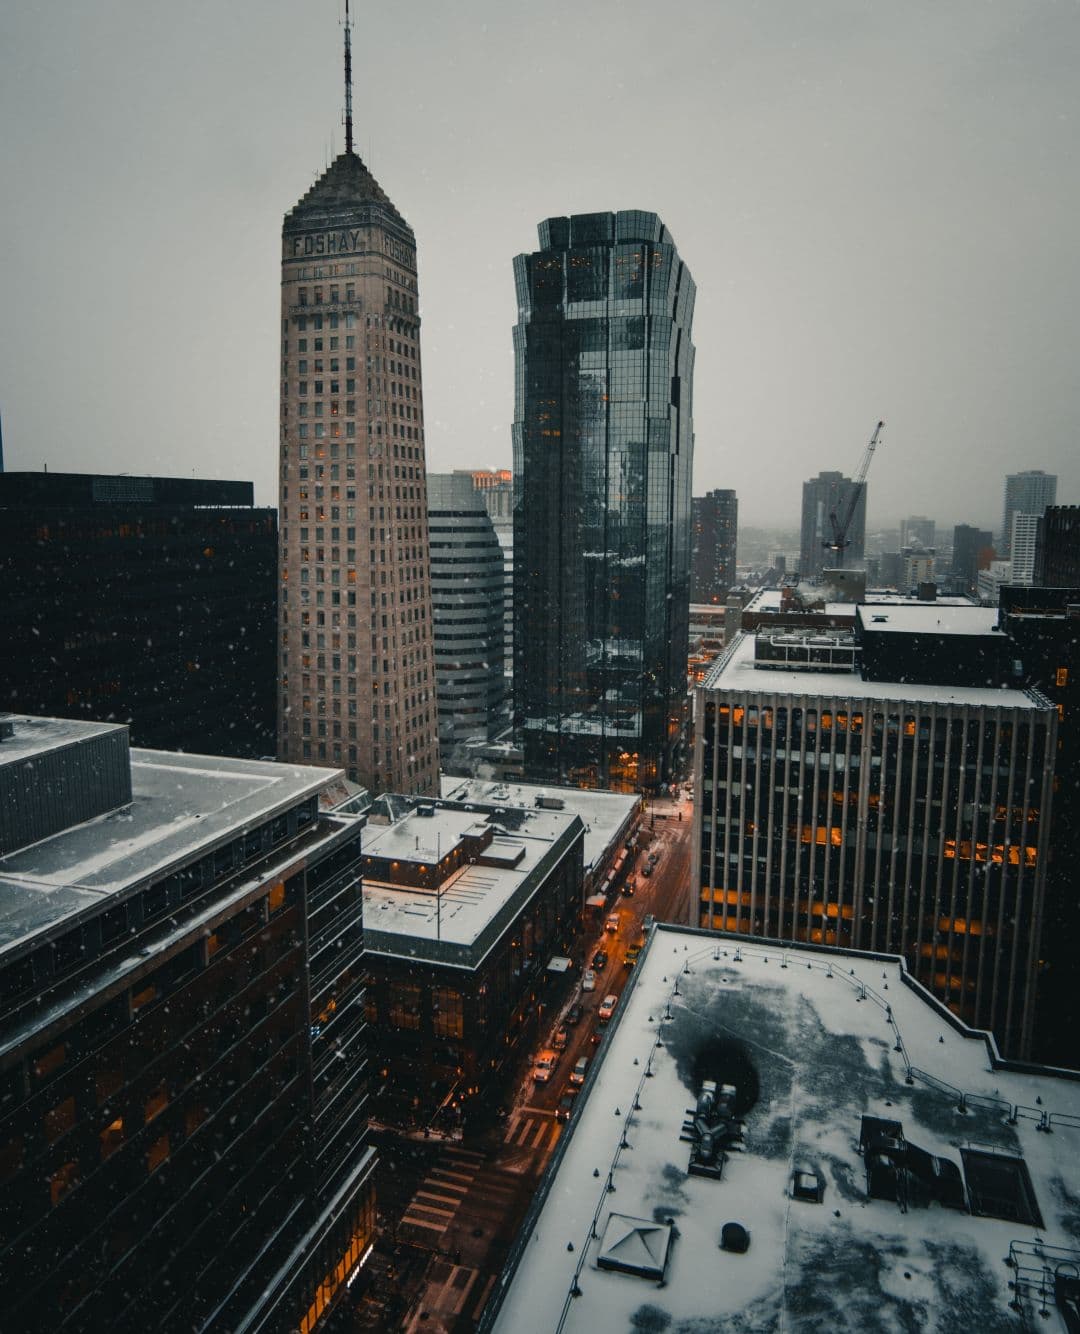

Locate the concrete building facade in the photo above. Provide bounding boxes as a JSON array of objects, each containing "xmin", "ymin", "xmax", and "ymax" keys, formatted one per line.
[
  {"xmin": 951, "ymin": 523, "xmax": 993, "ymax": 592},
  {"xmin": 692, "ymin": 618, "xmax": 1056, "ymax": 1058},
  {"xmin": 278, "ymin": 151, "xmax": 438, "ymax": 795},
  {"xmin": 1002, "ymin": 470, "xmax": 1056, "ymax": 557},
  {"xmin": 691, "ymin": 488, "xmax": 739, "ymax": 603},
  {"xmin": 1009, "ymin": 511, "xmax": 1041, "ymax": 586},
  {"xmin": 427, "ymin": 474, "xmax": 506, "ymax": 765}
]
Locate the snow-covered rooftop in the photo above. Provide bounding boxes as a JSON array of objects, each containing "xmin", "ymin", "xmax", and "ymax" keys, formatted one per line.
[
  {"xmin": 0, "ymin": 749, "xmax": 339, "ymax": 955},
  {"xmin": 440, "ymin": 777, "xmax": 638, "ymax": 874},
  {"xmin": 703, "ymin": 632, "xmax": 1037, "ymax": 709},
  {"xmin": 0, "ymin": 714, "xmax": 124, "ymax": 768},
  {"xmin": 362, "ymin": 802, "xmax": 583, "ymax": 967},
  {"xmin": 489, "ymin": 927, "xmax": 1080, "ymax": 1333},
  {"xmin": 858, "ymin": 604, "xmax": 1001, "ymax": 637}
]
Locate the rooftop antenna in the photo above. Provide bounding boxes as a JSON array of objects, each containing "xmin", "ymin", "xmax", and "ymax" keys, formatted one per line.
[{"xmin": 343, "ymin": 0, "xmax": 354, "ymax": 155}]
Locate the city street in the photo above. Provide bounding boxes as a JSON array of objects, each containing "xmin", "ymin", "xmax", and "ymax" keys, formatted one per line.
[{"xmin": 349, "ymin": 789, "xmax": 697, "ymax": 1332}]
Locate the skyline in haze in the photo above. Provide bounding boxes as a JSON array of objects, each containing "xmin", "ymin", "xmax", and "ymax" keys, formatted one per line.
[{"xmin": 1, "ymin": 0, "xmax": 1077, "ymax": 528}]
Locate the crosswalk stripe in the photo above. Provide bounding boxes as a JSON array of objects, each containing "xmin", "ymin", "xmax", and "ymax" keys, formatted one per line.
[
  {"xmin": 431, "ymin": 1168, "xmax": 473, "ymax": 1185},
  {"xmin": 401, "ymin": 1215, "xmax": 445, "ymax": 1233},
  {"xmin": 416, "ymin": 1189, "xmax": 461, "ymax": 1206},
  {"xmin": 406, "ymin": 1202, "xmax": 454, "ymax": 1220}
]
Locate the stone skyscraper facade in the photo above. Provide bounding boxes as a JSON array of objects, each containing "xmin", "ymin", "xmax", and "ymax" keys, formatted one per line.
[
  {"xmin": 513, "ymin": 211, "xmax": 695, "ymax": 792},
  {"xmin": 277, "ymin": 134, "xmax": 438, "ymax": 794}
]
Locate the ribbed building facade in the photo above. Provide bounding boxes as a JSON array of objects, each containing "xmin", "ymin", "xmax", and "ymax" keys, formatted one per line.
[
  {"xmin": 692, "ymin": 630, "xmax": 1056, "ymax": 1058},
  {"xmin": 1002, "ymin": 470, "xmax": 1056, "ymax": 557},
  {"xmin": 278, "ymin": 153, "xmax": 439, "ymax": 794},
  {"xmin": 512, "ymin": 210, "xmax": 695, "ymax": 792},
  {"xmin": 427, "ymin": 474, "xmax": 506, "ymax": 763}
]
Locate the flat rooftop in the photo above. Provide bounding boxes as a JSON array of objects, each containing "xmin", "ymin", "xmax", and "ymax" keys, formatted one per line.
[
  {"xmin": 0, "ymin": 749, "xmax": 339, "ymax": 957},
  {"xmin": 858, "ymin": 604, "xmax": 1001, "ymax": 636},
  {"xmin": 491, "ymin": 927, "xmax": 1080, "ymax": 1333},
  {"xmin": 703, "ymin": 632, "xmax": 1037, "ymax": 708},
  {"xmin": 440, "ymin": 777, "xmax": 637, "ymax": 875},
  {"xmin": 0, "ymin": 714, "xmax": 124, "ymax": 769},
  {"xmin": 363, "ymin": 803, "xmax": 583, "ymax": 962}
]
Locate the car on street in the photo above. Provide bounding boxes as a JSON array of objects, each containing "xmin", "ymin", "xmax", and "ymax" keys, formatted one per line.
[
  {"xmin": 624, "ymin": 944, "xmax": 641, "ymax": 967},
  {"xmin": 598, "ymin": 993, "xmax": 619, "ymax": 1023},
  {"xmin": 556, "ymin": 1091, "xmax": 577, "ymax": 1121},
  {"xmin": 532, "ymin": 1049, "xmax": 558, "ymax": 1083},
  {"xmin": 642, "ymin": 914, "xmax": 655, "ymax": 932},
  {"xmin": 605, "ymin": 913, "xmax": 620, "ymax": 933},
  {"xmin": 553, "ymin": 1026, "xmax": 568, "ymax": 1051},
  {"xmin": 592, "ymin": 948, "xmax": 608, "ymax": 969},
  {"xmin": 570, "ymin": 1055, "xmax": 589, "ymax": 1086},
  {"xmin": 565, "ymin": 1003, "xmax": 583, "ymax": 1026},
  {"xmin": 582, "ymin": 969, "xmax": 597, "ymax": 991},
  {"xmin": 641, "ymin": 864, "xmax": 652, "ymax": 878},
  {"xmin": 622, "ymin": 880, "xmax": 635, "ymax": 896}
]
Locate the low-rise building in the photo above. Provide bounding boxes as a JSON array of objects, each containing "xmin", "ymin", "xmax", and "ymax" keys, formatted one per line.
[
  {"xmin": 485, "ymin": 925, "xmax": 1080, "ymax": 1333},
  {"xmin": 360, "ymin": 796, "xmax": 585, "ymax": 1123}
]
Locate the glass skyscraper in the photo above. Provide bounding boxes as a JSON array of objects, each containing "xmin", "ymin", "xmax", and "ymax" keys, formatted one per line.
[{"xmin": 512, "ymin": 211, "xmax": 695, "ymax": 792}]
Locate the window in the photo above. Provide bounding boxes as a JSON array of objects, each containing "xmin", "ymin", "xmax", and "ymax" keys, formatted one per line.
[
  {"xmin": 145, "ymin": 1082, "xmax": 169, "ymax": 1122},
  {"xmin": 268, "ymin": 881, "xmax": 286, "ymax": 914},
  {"xmin": 100, "ymin": 1117, "xmax": 124, "ymax": 1161},
  {"xmin": 147, "ymin": 1133, "xmax": 170, "ymax": 1173},
  {"xmin": 44, "ymin": 1095, "xmax": 76, "ymax": 1143},
  {"xmin": 33, "ymin": 1043, "xmax": 65, "ymax": 1080},
  {"xmin": 49, "ymin": 1160, "xmax": 79, "ymax": 1206}
]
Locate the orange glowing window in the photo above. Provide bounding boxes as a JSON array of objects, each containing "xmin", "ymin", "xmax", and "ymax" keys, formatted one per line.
[
  {"xmin": 904, "ymin": 719, "xmax": 916, "ymax": 737},
  {"xmin": 731, "ymin": 706, "xmax": 745, "ymax": 725},
  {"xmin": 146, "ymin": 1133, "xmax": 170, "ymax": 1173},
  {"xmin": 1057, "ymin": 666, "xmax": 1069, "ymax": 687},
  {"xmin": 268, "ymin": 881, "xmax": 286, "ymax": 915}
]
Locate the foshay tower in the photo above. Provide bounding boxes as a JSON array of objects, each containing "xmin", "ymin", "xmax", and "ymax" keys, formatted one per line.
[{"xmin": 278, "ymin": 3, "xmax": 439, "ymax": 794}]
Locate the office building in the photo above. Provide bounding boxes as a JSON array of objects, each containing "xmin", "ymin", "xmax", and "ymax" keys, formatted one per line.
[
  {"xmin": 1002, "ymin": 470, "xmax": 1056, "ymax": 556},
  {"xmin": 460, "ymin": 469, "xmax": 514, "ymax": 687},
  {"xmin": 427, "ymin": 474, "xmax": 506, "ymax": 766},
  {"xmin": 1009, "ymin": 512, "xmax": 1042, "ymax": 585},
  {"xmin": 951, "ymin": 523, "xmax": 993, "ymax": 591},
  {"xmin": 486, "ymin": 925, "xmax": 1080, "ymax": 1333},
  {"xmin": 899, "ymin": 514, "xmax": 935, "ymax": 549},
  {"xmin": 360, "ymin": 794, "xmax": 585, "ymax": 1121},
  {"xmin": 512, "ymin": 210, "xmax": 695, "ymax": 791},
  {"xmin": 1036, "ymin": 506, "xmax": 1080, "ymax": 586},
  {"xmin": 691, "ymin": 489, "xmax": 738, "ymax": 603},
  {"xmin": 900, "ymin": 544, "xmax": 935, "ymax": 590},
  {"xmin": 0, "ymin": 472, "xmax": 275, "ymax": 757},
  {"xmin": 692, "ymin": 606, "xmax": 1056, "ymax": 1058},
  {"xmin": 799, "ymin": 470, "xmax": 866, "ymax": 580},
  {"xmin": 0, "ymin": 715, "xmax": 375, "ymax": 1332},
  {"xmin": 277, "ymin": 15, "xmax": 438, "ymax": 795}
]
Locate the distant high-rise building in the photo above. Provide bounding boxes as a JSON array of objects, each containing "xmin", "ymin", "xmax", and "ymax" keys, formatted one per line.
[
  {"xmin": 277, "ymin": 18, "xmax": 438, "ymax": 795},
  {"xmin": 427, "ymin": 474, "xmax": 506, "ymax": 765},
  {"xmin": 799, "ymin": 471, "xmax": 866, "ymax": 580},
  {"xmin": 901, "ymin": 545, "xmax": 936, "ymax": 590},
  {"xmin": 513, "ymin": 211, "xmax": 695, "ymax": 792},
  {"xmin": 899, "ymin": 514, "xmax": 935, "ymax": 549},
  {"xmin": 1009, "ymin": 512, "xmax": 1042, "ymax": 585},
  {"xmin": 951, "ymin": 523, "xmax": 993, "ymax": 591},
  {"xmin": 691, "ymin": 489, "xmax": 738, "ymax": 603},
  {"xmin": 1002, "ymin": 470, "xmax": 1056, "ymax": 556},
  {"xmin": 460, "ymin": 469, "xmax": 514, "ymax": 686},
  {"xmin": 0, "ymin": 472, "xmax": 275, "ymax": 756},
  {"xmin": 1036, "ymin": 506, "xmax": 1080, "ymax": 586}
]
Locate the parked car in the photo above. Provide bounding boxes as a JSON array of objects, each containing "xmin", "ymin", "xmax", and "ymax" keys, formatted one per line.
[
  {"xmin": 598, "ymin": 993, "xmax": 619, "ymax": 1023},
  {"xmin": 570, "ymin": 1055, "xmax": 589, "ymax": 1086},
  {"xmin": 553, "ymin": 1026, "xmax": 568, "ymax": 1051},
  {"xmin": 592, "ymin": 948, "xmax": 608, "ymax": 969},
  {"xmin": 582, "ymin": 969, "xmax": 597, "ymax": 992},
  {"xmin": 642, "ymin": 914, "xmax": 656, "ymax": 932},
  {"xmin": 565, "ymin": 1003, "xmax": 583, "ymax": 1026},
  {"xmin": 624, "ymin": 944, "xmax": 642, "ymax": 967},
  {"xmin": 532, "ymin": 1050, "xmax": 558, "ymax": 1083},
  {"xmin": 642, "ymin": 864, "xmax": 652, "ymax": 878},
  {"xmin": 605, "ymin": 913, "xmax": 620, "ymax": 933},
  {"xmin": 622, "ymin": 880, "xmax": 635, "ymax": 896},
  {"xmin": 556, "ymin": 1091, "xmax": 577, "ymax": 1122}
]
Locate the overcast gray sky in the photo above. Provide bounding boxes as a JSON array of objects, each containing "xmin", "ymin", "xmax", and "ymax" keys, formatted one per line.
[{"xmin": 1, "ymin": 0, "xmax": 1077, "ymax": 530}]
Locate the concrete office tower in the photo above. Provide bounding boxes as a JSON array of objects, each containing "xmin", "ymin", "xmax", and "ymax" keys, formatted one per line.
[
  {"xmin": 691, "ymin": 488, "xmax": 738, "ymax": 603},
  {"xmin": 799, "ymin": 471, "xmax": 866, "ymax": 580},
  {"xmin": 277, "ymin": 16, "xmax": 438, "ymax": 795},
  {"xmin": 901, "ymin": 545, "xmax": 935, "ymax": 590},
  {"xmin": 692, "ymin": 608, "xmax": 1057, "ymax": 1058},
  {"xmin": 899, "ymin": 515, "xmax": 935, "ymax": 549},
  {"xmin": 951, "ymin": 523, "xmax": 993, "ymax": 591},
  {"xmin": 1002, "ymin": 469, "xmax": 1056, "ymax": 557},
  {"xmin": 513, "ymin": 211, "xmax": 695, "ymax": 792},
  {"xmin": 427, "ymin": 474, "xmax": 506, "ymax": 767},
  {"xmin": 460, "ymin": 469, "xmax": 514, "ymax": 686},
  {"xmin": 1009, "ymin": 512, "xmax": 1041, "ymax": 585}
]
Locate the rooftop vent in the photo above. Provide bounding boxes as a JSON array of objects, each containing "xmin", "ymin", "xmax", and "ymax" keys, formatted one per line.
[
  {"xmin": 860, "ymin": 1115, "xmax": 966, "ymax": 1212},
  {"xmin": 682, "ymin": 1080, "xmax": 745, "ymax": 1181},
  {"xmin": 792, "ymin": 1169, "xmax": 825, "ymax": 1203},
  {"xmin": 720, "ymin": 1221, "xmax": 750, "ymax": 1253},
  {"xmin": 416, "ymin": 803, "xmax": 436, "ymax": 818}
]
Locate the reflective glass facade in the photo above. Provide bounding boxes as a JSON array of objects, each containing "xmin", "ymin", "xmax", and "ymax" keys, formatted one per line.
[{"xmin": 512, "ymin": 211, "xmax": 695, "ymax": 792}]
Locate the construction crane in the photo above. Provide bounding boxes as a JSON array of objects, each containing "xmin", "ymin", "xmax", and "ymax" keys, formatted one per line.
[{"xmin": 823, "ymin": 420, "xmax": 885, "ymax": 568}]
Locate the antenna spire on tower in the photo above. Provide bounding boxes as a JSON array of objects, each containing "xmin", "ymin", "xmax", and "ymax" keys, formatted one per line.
[{"xmin": 343, "ymin": 0, "xmax": 354, "ymax": 155}]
